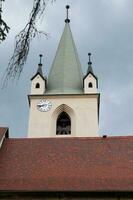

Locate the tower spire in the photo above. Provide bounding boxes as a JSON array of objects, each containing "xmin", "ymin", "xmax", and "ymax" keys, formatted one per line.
[
  {"xmin": 47, "ymin": 9, "xmax": 83, "ymax": 94},
  {"xmin": 65, "ymin": 5, "xmax": 70, "ymax": 23}
]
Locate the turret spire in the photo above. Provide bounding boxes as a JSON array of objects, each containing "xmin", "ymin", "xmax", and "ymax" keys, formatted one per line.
[
  {"xmin": 39, "ymin": 54, "xmax": 43, "ymax": 66},
  {"xmin": 88, "ymin": 53, "xmax": 92, "ymax": 65},
  {"xmin": 87, "ymin": 52, "xmax": 94, "ymax": 74},
  {"xmin": 37, "ymin": 54, "xmax": 43, "ymax": 75},
  {"xmin": 65, "ymin": 5, "xmax": 70, "ymax": 23}
]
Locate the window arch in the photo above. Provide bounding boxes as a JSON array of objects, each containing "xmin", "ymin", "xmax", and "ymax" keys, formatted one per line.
[
  {"xmin": 35, "ymin": 83, "xmax": 40, "ymax": 88},
  {"xmin": 88, "ymin": 82, "xmax": 93, "ymax": 88},
  {"xmin": 56, "ymin": 112, "xmax": 71, "ymax": 135}
]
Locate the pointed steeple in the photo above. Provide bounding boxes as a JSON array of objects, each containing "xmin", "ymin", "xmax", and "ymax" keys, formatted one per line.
[{"xmin": 47, "ymin": 6, "xmax": 83, "ymax": 94}]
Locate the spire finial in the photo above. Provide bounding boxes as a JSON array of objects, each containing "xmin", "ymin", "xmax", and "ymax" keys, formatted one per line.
[
  {"xmin": 88, "ymin": 53, "xmax": 92, "ymax": 65},
  {"xmin": 65, "ymin": 5, "xmax": 70, "ymax": 23},
  {"xmin": 37, "ymin": 54, "xmax": 43, "ymax": 76},
  {"xmin": 39, "ymin": 54, "xmax": 43, "ymax": 66},
  {"xmin": 87, "ymin": 52, "xmax": 94, "ymax": 74}
]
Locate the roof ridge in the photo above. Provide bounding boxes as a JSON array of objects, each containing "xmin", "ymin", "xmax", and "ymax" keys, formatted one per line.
[{"xmin": 5, "ymin": 135, "xmax": 133, "ymax": 141}]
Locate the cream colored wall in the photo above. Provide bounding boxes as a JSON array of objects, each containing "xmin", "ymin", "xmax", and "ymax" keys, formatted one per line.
[
  {"xmin": 28, "ymin": 94, "xmax": 99, "ymax": 138},
  {"xmin": 31, "ymin": 75, "xmax": 45, "ymax": 94},
  {"xmin": 84, "ymin": 73, "xmax": 97, "ymax": 94}
]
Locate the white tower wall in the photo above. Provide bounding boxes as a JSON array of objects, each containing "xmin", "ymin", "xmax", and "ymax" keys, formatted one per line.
[{"xmin": 28, "ymin": 94, "xmax": 99, "ymax": 138}]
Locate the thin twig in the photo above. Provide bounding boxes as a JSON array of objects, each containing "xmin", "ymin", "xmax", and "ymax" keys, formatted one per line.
[{"xmin": 2, "ymin": 0, "xmax": 55, "ymax": 88}]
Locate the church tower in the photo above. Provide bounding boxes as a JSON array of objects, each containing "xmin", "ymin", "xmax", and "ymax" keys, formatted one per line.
[{"xmin": 28, "ymin": 6, "xmax": 100, "ymax": 138}]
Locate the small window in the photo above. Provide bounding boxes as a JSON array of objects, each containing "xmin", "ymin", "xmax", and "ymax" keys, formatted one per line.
[
  {"xmin": 88, "ymin": 82, "xmax": 93, "ymax": 88},
  {"xmin": 35, "ymin": 83, "xmax": 40, "ymax": 88}
]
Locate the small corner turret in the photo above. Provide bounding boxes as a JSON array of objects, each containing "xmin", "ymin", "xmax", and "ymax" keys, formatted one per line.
[
  {"xmin": 83, "ymin": 53, "xmax": 98, "ymax": 94},
  {"xmin": 30, "ymin": 54, "xmax": 46, "ymax": 95}
]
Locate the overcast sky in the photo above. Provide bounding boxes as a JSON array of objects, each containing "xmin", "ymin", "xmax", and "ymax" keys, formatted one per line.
[{"xmin": 0, "ymin": 0, "xmax": 133, "ymax": 137}]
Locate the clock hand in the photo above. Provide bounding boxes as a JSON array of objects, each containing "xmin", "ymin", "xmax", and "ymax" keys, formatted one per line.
[{"xmin": 38, "ymin": 104, "xmax": 43, "ymax": 107}]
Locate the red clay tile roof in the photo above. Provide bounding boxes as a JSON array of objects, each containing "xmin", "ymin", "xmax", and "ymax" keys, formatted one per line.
[{"xmin": 0, "ymin": 136, "xmax": 133, "ymax": 192}]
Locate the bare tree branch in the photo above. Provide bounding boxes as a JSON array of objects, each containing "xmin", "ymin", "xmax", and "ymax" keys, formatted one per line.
[
  {"xmin": 2, "ymin": 0, "xmax": 55, "ymax": 88},
  {"xmin": 0, "ymin": 0, "xmax": 10, "ymax": 42}
]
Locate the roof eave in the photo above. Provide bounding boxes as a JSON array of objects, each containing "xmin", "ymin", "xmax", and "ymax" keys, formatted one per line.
[
  {"xmin": 83, "ymin": 71, "xmax": 98, "ymax": 88},
  {"xmin": 31, "ymin": 72, "xmax": 45, "ymax": 81}
]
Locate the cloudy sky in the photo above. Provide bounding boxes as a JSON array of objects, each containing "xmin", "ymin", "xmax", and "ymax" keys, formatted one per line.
[{"xmin": 0, "ymin": 0, "xmax": 133, "ymax": 137}]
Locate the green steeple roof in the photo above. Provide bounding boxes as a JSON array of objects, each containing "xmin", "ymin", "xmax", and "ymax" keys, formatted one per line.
[{"xmin": 46, "ymin": 22, "xmax": 83, "ymax": 94}]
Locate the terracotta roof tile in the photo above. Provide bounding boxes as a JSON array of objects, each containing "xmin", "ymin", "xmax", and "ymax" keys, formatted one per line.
[{"xmin": 0, "ymin": 136, "xmax": 133, "ymax": 192}]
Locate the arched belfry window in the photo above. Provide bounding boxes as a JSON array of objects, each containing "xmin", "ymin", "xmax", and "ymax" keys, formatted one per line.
[
  {"xmin": 56, "ymin": 112, "xmax": 71, "ymax": 135},
  {"xmin": 36, "ymin": 83, "xmax": 40, "ymax": 88},
  {"xmin": 88, "ymin": 82, "xmax": 93, "ymax": 88}
]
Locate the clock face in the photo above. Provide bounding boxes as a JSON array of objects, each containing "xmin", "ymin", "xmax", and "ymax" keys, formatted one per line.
[{"xmin": 37, "ymin": 100, "xmax": 52, "ymax": 112}]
